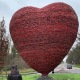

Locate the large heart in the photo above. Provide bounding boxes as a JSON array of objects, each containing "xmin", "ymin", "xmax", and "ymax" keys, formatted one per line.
[{"xmin": 10, "ymin": 2, "xmax": 78, "ymax": 76}]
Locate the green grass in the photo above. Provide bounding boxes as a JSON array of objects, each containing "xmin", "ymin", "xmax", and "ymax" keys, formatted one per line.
[
  {"xmin": 0, "ymin": 73, "xmax": 80, "ymax": 80},
  {"xmin": 50, "ymin": 73, "xmax": 80, "ymax": 80},
  {"xmin": 75, "ymin": 64, "xmax": 80, "ymax": 68},
  {"xmin": 1, "ymin": 68, "xmax": 35, "ymax": 75}
]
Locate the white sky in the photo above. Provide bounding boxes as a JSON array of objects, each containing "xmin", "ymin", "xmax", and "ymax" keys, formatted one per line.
[
  {"xmin": 0, "ymin": 0, "xmax": 80, "ymax": 62},
  {"xmin": 0, "ymin": 0, "xmax": 80, "ymax": 33}
]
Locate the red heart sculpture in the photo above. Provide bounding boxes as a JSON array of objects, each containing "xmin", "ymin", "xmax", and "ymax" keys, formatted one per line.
[{"xmin": 10, "ymin": 2, "xmax": 78, "ymax": 76}]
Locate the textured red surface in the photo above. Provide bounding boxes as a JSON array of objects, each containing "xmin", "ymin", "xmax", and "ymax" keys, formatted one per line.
[{"xmin": 10, "ymin": 2, "xmax": 78, "ymax": 76}]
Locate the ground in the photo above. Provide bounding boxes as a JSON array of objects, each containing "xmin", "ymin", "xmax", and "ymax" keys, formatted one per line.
[{"xmin": 54, "ymin": 62, "xmax": 80, "ymax": 73}]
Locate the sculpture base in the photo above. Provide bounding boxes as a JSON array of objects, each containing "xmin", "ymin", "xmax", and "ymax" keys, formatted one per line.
[{"xmin": 37, "ymin": 75, "xmax": 54, "ymax": 80}]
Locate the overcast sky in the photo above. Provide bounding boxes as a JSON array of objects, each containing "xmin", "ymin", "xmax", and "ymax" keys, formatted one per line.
[{"xmin": 0, "ymin": 0, "xmax": 80, "ymax": 33}]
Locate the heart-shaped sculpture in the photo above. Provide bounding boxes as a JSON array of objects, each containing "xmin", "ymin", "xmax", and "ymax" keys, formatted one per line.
[{"xmin": 10, "ymin": 2, "xmax": 78, "ymax": 76}]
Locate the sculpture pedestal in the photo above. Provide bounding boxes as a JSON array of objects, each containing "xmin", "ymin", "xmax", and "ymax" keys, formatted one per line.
[{"xmin": 37, "ymin": 75, "xmax": 54, "ymax": 80}]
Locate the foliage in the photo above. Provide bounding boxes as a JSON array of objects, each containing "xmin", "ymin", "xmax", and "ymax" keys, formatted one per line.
[
  {"xmin": 66, "ymin": 33, "xmax": 80, "ymax": 64},
  {"xmin": 10, "ymin": 2, "xmax": 78, "ymax": 76},
  {"xmin": 66, "ymin": 50, "xmax": 73, "ymax": 64},
  {"xmin": 0, "ymin": 18, "xmax": 9, "ymax": 71},
  {"xmin": 75, "ymin": 64, "xmax": 80, "ymax": 68},
  {"xmin": 11, "ymin": 45, "xmax": 17, "ymax": 58},
  {"xmin": 5, "ymin": 42, "xmax": 29, "ymax": 69}
]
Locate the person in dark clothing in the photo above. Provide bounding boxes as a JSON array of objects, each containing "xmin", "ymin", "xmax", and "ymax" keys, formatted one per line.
[
  {"xmin": 11, "ymin": 65, "xmax": 19, "ymax": 75},
  {"xmin": 7, "ymin": 65, "xmax": 22, "ymax": 80}
]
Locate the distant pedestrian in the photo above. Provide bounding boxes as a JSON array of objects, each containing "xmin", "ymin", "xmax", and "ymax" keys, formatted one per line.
[
  {"xmin": 52, "ymin": 70, "xmax": 54, "ymax": 73},
  {"xmin": 11, "ymin": 65, "xmax": 19, "ymax": 75},
  {"xmin": 7, "ymin": 65, "xmax": 22, "ymax": 80}
]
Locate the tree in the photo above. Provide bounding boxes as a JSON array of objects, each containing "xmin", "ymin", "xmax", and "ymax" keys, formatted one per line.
[
  {"xmin": 66, "ymin": 33, "xmax": 80, "ymax": 64},
  {"xmin": 11, "ymin": 45, "xmax": 18, "ymax": 58},
  {"xmin": 0, "ymin": 18, "xmax": 9, "ymax": 72},
  {"xmin": 66, "ymin": 50, "xmax": 73, "ymax": 64}
]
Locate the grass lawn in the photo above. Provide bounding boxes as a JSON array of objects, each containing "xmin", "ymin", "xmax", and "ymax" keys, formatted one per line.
[
  {"xmin": 75, "ymin": 64, "xmax": 80, "ymax": 68},
  {"xmin": 0, "ymin": 73, "xmax": 80, "ymax": 80}
]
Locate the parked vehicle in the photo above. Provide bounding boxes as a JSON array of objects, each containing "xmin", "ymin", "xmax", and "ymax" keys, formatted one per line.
[{"xmin": 67, "ymin": 64, "xmax": 72, "ymax": 69}]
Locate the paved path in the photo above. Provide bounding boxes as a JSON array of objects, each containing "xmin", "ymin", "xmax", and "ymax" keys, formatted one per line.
[{"xmin": 54, "ymin": 63, "xmax": 80, "ymax": 73}]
